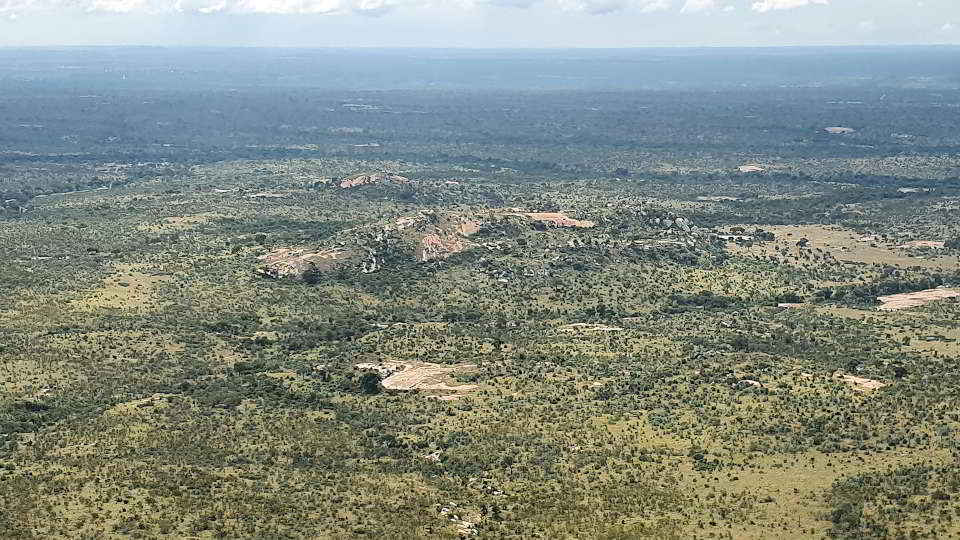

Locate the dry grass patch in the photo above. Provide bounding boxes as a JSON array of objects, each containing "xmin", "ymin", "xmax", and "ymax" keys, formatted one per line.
[
  {"xmin": 684, "ymin": 448, "xmax": 957, "ymax": 540},
  {"xmin": 72, "ymin": 263, "xmax": 173, "ymax": 311},
  {"xmin": 727, "ymin": 224, "xmax": 958, "ymax": 269},
  {"xmin": 0, "ymin": 357, "xmax": 86, "ymax": 397},
  {"xmin": 138, "ymin": 212, "xmax": 223, "ymax": 233}
]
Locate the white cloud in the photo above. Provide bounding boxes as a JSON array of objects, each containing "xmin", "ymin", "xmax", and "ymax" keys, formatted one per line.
[
  {"xmin": 481, "ymin": 0, "xmax": 541, "ymax": 8},
  {"xmin": 639, "ymin": 0, "xmax": 669, "ymax": 11},
  {"xmin": 0, "ymin": 0, "xmax": 837, "ymax": 17},
  {"xmin": 942, "ymin": 22, "xmax": 955, "ymax": 32},
  {"xmin": 553, "ymin": 0, "xmax": 672, "ymax": 13},
  {"xmin": 86, "ymin": 0, "xmax": 149, "ymax": 13},
  {"xmin": 680, "ymin": 0, "xmax": 714, "ymax": 13},
  {"xmin": 857, "ymin": 19, "xmax": 875, "ymax": 32},
  {"xmin": 751, "ymin": 0, "xmax": 827, "ymax": 13},
  {"xmin": 0, "ymin": 0, "xmax": 406, "ymax": 15}
]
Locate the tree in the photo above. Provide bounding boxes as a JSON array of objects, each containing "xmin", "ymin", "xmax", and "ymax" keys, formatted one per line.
[{"xmin": 358, "ymin": 371, "xmax": 382, "ymax": 394}]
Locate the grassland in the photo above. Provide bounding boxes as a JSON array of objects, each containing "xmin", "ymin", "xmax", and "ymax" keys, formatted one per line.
[{"xmin": 3, "ymin": 72, "xmax": 960, "ymax": 538}]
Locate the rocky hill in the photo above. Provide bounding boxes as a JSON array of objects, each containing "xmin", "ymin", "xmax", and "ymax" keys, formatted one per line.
[{"xmin": 256, "ymin": 209, "xmax": 601, "ymax": 281}]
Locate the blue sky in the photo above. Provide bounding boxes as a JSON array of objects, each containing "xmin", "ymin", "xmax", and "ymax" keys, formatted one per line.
[{"xmin": 0, "ymin": 0, "xmax": 957, "ymax": 47}]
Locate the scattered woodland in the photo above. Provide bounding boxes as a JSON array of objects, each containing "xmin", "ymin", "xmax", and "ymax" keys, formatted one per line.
[{"xmin": 1, "ymin": 47, "xmax": 960, "ymax": 539}]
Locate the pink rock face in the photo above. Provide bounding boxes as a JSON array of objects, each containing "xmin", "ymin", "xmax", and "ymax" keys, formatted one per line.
[{"xmin": 417, "ymin": 233, "xmax": 468, "ymax": 262}]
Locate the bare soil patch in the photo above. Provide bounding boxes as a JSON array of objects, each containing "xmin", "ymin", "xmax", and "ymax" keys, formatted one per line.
[
  {"xmin": 355, "ymin": 361, "xmax": 478, "ymax": 394},
  {"xmin": 877, "ymin": 288, "xmax": 960, "ymax": 311},
  {"xmin": 834, "ymin": 373, "xmax": 887, "ymax": 391}
]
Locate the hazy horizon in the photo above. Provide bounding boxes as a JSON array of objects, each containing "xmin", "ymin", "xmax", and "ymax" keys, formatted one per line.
[{"xmin": 1, "ymin": 0, "xmax": 957, "ymax": 48}]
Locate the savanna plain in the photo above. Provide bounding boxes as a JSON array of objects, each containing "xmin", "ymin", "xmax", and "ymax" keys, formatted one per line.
[{"xmin": 2, "ymin": 47, "xmax": 960, "ymax": 539}]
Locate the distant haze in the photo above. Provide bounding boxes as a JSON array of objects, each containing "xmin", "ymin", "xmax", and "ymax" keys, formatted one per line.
[
  {"xmin": 0, "ymin": 0, "xmax": 958, "ymax": 47},
  {"xmin": 2, "ymin": 47, "xmax": 957, "ymax": 92}
]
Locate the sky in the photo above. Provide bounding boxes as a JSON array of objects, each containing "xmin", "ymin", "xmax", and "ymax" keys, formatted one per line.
[{"xmin": 0, "ymin": 0, "xmax": 957, "ymax": 47}]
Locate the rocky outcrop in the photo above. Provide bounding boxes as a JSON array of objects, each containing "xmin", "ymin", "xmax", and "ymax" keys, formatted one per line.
[
  {"xmin": 506, "ymin": 212, "xmax": 596, "ymax": 229},
  {"xmin": 417, "ymin": 233, "xmax": 470, "ymax": 262},
  {"xmin": 257, "ymin": 247, "xmax": 359, "ymax": 280},
  {"xmin": 338, "ymin": 172, "xmax": 410, "ymax": 189},
  {"xmin": 256, "ymin": 209, "xmax": 598, "ymax": 281}
]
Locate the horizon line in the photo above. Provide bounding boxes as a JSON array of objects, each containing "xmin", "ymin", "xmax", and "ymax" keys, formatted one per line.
[{"xmin": 2, "ymin": 43, "xmax": 960, "ymax": 50}]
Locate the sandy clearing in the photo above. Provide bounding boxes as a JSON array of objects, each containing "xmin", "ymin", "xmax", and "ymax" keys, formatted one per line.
[
  {"xmin": 356, "ymin": 361, "xmax": 477, "ymax": 393},
  {"xmin": 877, "ymin": 288, "xmax": 960, "ymax": 311},
  {"xmin": 834, "ymin": 373, "xmax": 887, "ymax": 391}
]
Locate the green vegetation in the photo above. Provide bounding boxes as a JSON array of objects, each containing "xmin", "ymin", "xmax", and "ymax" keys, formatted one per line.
[{"xmin": 2, "ymin": 50, "xmax": 960, "ymax": 538}]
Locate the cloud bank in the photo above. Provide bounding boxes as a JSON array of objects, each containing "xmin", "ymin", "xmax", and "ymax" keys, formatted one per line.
[
  {"xmin": 0, "ymin": 0, "xmax": 831, "ymax": 17},
  {"xmin": 750, "ymin": 0, "xmax": 827, "ymax": 13}
]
